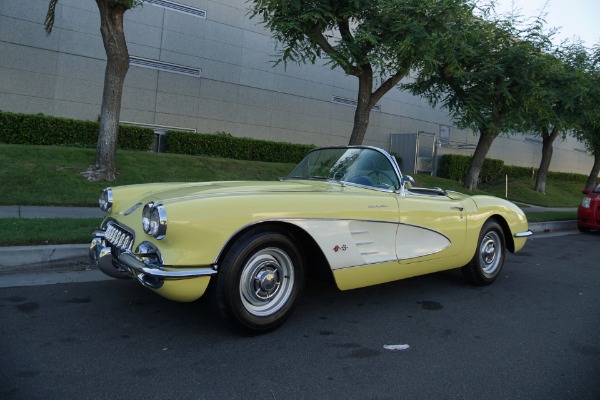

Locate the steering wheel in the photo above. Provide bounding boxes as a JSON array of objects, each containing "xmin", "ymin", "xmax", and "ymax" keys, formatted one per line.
[{"xmin": 368, "ymin": 171, "xmax": 396, "ymax": 189}]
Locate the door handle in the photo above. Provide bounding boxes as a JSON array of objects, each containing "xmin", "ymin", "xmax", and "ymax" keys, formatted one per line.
[{"xmin": 451, "ymin": 206, "xmax": 464, "ymax": 212}]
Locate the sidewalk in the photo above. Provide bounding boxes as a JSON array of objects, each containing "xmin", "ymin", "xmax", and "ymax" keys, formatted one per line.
[
  {"xmin": 0, "ymin": 205, "xmax": 104, "ymax": 219},
  {"xmin": 0, "ymin": 205, "xmax": 578, "ymax": 272},
  {"xmin": 518, "ymin": 204, "xmax": 578, "ymax": 213}
]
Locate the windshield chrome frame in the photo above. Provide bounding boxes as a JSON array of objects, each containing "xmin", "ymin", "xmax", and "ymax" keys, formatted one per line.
[{"xmin": 289, "ymin": 146, "xmax": 404, "ymax": 193}]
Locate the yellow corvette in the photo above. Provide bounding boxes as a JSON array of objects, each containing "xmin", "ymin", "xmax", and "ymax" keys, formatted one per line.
[{"xmin": 90, "ymin": 146, "xmax": 532, "ymax": 333}]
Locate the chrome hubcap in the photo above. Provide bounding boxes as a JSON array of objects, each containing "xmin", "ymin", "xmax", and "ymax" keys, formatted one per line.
[
  {"xmin": 479, "ymin": 231, "xmax": 502, "ymax": 277},
  {"xmin": 255, "ymin": 268, "xmax": 280, "ymax": 297},
  {"xmin": 240, "ymin": 248, "xmax": 294, "ymax": 317}
]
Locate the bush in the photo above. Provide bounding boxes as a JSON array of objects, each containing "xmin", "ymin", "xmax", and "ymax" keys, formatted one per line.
[
  {"xmin": 438, "ymin": 154, "xmax": 505, "ymax": 183},
  {"xmin": 479, "ymin": 158, "xmax": 505, "ymax": 184},
  {"xmin": 0, "ymin": 110, "xmax": 154, "ymax": 151},
  {"xmin": 440, "ymin": 153, "xmax": 588, "ymax": 184},
  {"xmin": 438, "ymin": 154, "xmax": 472, "ymax": 181},
  {"xmin": 166, "ymin": 130, "xmax": 315, "ymax": 164},
  {"xmin": 0, "ymin": 111, "xmax": 23, "ymax": 143},
  {"xmin": 503, "ymin": 165, "xmax": 534, "ymax": 179}
]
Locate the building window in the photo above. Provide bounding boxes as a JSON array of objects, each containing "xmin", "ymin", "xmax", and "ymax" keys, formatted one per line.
[
  {"xmin": 144, "ymin": 0, "xmax": 207, "ymax": 18},
  {"xmin": 332, "ymin": 96, "xmax": 381, "ymax": 112},
  {"xmin": 129, "ymin": 56, "xmax": 201, "ymax": 77}
]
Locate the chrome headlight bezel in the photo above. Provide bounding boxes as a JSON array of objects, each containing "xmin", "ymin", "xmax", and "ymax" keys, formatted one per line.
[
  {"xmin": 99, "ymin": 188, "xmax": 113, "ymax": 212},
  {"xmin": 142, "ymin": 202, "xmax": 167, "ymax": 239},
  {"xmin": 581, "ymin": 197, "xmax": 591, "ymax": 208}
]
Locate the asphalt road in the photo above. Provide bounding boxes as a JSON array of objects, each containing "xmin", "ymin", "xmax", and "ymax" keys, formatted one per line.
[{"xmin": 1, "ymin": 232, "xmax": 599, "ymax": 400}]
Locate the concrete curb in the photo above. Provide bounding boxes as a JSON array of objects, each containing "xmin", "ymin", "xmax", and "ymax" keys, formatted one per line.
[
  {"xmin": 0, "ymin": 244, "xmax": 90, "ymax": 273},
  {"xmin": 529, "ymin": 220, "xmax": 577, "ymax": 234},
  {"xmin": 0, "ymin": 220, "xmax": 579, "ymax": 272}
]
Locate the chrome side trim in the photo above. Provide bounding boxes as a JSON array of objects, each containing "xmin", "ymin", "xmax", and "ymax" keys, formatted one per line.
[{"xmin": 514, "ymin": 230, "xmax": 533, "ymax": 238}]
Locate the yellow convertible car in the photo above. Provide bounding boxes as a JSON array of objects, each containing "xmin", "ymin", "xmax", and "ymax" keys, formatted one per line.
[{"xmin": 90, "ymin": 146, "xmax": 532, "ymax": 333}]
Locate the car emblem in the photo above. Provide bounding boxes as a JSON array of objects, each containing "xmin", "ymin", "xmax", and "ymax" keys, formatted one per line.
[
  {"xmin": 333, "ymin": 245, "xmax": 348, "ymax": 253},
  {"xmin": 123, "ymin": 202, "xmax": 142, "ymax": 215}
]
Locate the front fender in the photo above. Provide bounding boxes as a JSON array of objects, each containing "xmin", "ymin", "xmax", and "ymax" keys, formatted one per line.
[{"xmin": 466, "ymin": 196, "xmax": 530, "ymax": 255}]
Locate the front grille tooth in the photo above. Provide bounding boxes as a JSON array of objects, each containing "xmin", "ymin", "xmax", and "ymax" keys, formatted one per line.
[
  {"xmin": 105, "ymin": 223, "xmax": 134, "ymax": 251},
  {"xmin": 107, "ymin": 226, "xmax": 116, "ymax": 241},
  {"xmin": 117, "ymin": 232, "xmax": 125, "ymax": 248}
]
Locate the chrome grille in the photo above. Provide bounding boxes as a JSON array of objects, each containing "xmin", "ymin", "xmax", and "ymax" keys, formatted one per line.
[{"xmin": 105, "ymin": 223, "xmax": 134, "ymax": 251}]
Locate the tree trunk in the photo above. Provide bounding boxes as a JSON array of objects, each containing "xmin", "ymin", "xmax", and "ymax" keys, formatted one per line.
[
  {"xmin": 348, "ymin": 72, "xmax": 374, "ymax": 146},
  {"xmin": 534, "ymin": 125, "xmax": 560, "ymax": 194},
  {"xmin": 463, "ymin": 127, "xmax": 498, "ymax": 191},
  {"xmin": 585, "ymin": 152, "xmax": 600, "ymax": 190},
  {"xmin": 82, "ymin": 0, "xmax": 129, "ymax": 181}
]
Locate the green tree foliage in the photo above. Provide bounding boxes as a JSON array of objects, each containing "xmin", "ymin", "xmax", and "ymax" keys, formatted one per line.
[
  {"xmin": 404, "ymin": 13, "xmax": 553, "ymax": 190},
  {"xmin": 520, "ymin": 41, "xmax": 590, "ymax": 194},
  {"xmin": 249, "ymin": 0, "xmax": 475, "ymax": 145},
  {"xmin": 45, "ymin": 0, "xmax": 142, "ymax": 181},
  {"xmin": 573, "ymin": 44, "xmax": 600, "ymax": 189}
]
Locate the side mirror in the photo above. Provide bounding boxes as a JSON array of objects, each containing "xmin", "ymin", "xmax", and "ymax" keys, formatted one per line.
[
  {"xmin": 402, "ymin": 175, "xmax": 415, "ymax": 190},
  {"xmin": 582, "ymin": 189, "xmax": 591, "ymax": 195}
]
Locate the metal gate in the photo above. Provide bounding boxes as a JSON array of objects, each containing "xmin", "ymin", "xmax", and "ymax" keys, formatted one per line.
[{"xmin": 390, "ymin": 132, "xmax": 437, "ymax": 175}]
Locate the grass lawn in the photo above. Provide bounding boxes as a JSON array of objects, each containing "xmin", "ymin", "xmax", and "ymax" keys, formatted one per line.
[
  {"xmin": 0, "ymin": 144, "xmax": 589, "ymax": 246},
  {"xmin": 0, "ymin": 218, "xmax": 102, "ymax": 246},
  {"xmin": 0, "ymin": 144, "xmax": 295, "ymax": 206},
  {"xmin": 524, "ymin": 211, "xmax": 577, "ymax": 223}
]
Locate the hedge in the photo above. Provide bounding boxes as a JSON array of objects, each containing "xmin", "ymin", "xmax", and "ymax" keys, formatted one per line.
[
  {"xmin": 438, "ymin": 154, "xmax": 505, "ymax": 183},
  {"xmin": 0, "ymin": 110, "xmax": 154, "ymax": 151},
  {"xmin": 439, "ymin": 154, "xmax": 587, "ymax": 184},
  {"xmin": 166, "ymin": 130, "xmax": 315, "ymax": 164}
]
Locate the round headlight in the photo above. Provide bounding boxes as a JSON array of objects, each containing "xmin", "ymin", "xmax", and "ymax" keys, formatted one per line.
[
  {"xmin": 142, "ymin": 203, "xmax": 167, "ymax": 239},
  {"xmin": 142, "ymin": 202, "xmax": 154, "ymax": 234},
  {"xmin": 150, "ymin": 207, "xmax": 160, "ymax": 236},
  {"xmin": 99, "ymin": 188, "xmax": 113, "ymax": 212}
]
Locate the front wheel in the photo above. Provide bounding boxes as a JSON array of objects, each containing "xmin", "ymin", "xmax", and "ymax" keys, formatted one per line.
[
  {"xmin": 578, "ymin": 223, "xmax": 591, "ymax": 233},
  {"xmin": 213, "ymin": 230, "xmax": 305, "ymax": 334},
  {"xmin": 462, "ymin": 220, "xmax": 506, "ymax": 286}
]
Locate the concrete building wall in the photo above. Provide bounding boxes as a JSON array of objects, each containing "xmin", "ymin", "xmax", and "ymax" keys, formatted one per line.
[{"xmin": 0, "ymin": 0, "xmax": 595, "ymax": 175}]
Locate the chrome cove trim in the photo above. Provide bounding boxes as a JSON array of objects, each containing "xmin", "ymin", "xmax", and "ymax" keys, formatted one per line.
[
  {"xmin": 212, "ymin": 217, "xmax": 402, "ymax": 264},
  {"xmin": 514, "ymin": 230, "xmax": 533, "ymax": 238},
  {"xmin": 213, "ymin": 217, "xmax": 452, "ymax": 269}
]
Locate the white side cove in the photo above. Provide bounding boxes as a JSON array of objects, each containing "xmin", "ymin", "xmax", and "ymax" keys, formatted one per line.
[
  {"xmin": 289, "ymin": 220, "xmax": 451, "ymax": 270},
  {"xmin": 395, "ymin": 224, "xmax": 451, "ymax": 261}
]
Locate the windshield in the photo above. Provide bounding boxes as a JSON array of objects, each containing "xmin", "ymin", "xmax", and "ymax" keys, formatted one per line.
[{"xmin": 288, "ymin": 147, "xmax": 400, "ymax": 190}]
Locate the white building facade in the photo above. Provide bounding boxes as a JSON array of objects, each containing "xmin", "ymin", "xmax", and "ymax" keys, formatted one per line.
[{"xmin": 0, "ymin": 0, "xmax": 594, "ymax": 175}]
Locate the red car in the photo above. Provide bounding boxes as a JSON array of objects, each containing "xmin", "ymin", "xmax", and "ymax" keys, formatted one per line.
[{"xmin": 577, "ymin": 183, "xmax": 600, "ymax": 232}]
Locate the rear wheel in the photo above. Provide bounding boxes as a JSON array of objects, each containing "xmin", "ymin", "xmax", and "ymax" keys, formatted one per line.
[
  {"xmin": 462, "ymin": 220, "xmax": 506, "ymax": 286},
  {"xmin": 213, "ymin": 230, "xmax": 305, "ymax": 334}
]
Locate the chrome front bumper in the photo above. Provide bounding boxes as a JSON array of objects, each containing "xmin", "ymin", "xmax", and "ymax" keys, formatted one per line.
[{"xmin": 90, "ymin": 231, "xmax": 217, "ymax": 289}]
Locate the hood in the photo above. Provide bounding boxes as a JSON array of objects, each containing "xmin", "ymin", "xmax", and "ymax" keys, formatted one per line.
[{"xmin": 130, "ymin": 180, "xmax": 336, "ymax": 205}]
